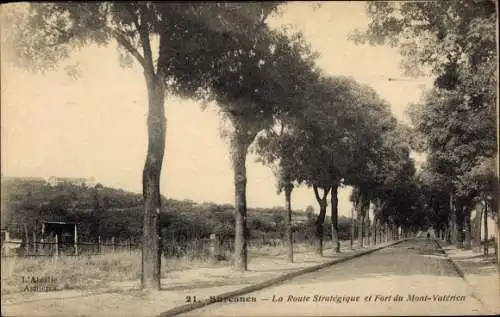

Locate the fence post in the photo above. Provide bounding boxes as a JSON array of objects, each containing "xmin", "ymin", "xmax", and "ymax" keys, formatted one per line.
[
  {"xmin": 24, "ymin": 224, "xmax": 30, "ymax": 254},
  {"xmin": 33, "ymin": 231, "xmax": 37, "ymax": 255},
  {"xmin": 112, "ymin": 236, "xmax": 115, "ymax": 253},
  {"xmin": 209, "ymin": 233, "xmax": 219, "ymax": 260},
  {"xmin": 129, "ymin": 237, "xmax": 132, "ymax": 254},
  {"xmin": 74, "ymin": 224, "xmax": 79, "ymax": 256},
  {"xmin": 98, "ymin": 236, "xmax": 102, "ymax": 254},
  {"xmin": 55, "ymin": 234, "xmax": 59, "ymax": 258}
]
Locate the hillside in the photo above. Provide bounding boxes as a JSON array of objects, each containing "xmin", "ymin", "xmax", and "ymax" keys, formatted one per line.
[{"xmin": 1, "ymin": 177, "xmax": 340, "ymax": 245}]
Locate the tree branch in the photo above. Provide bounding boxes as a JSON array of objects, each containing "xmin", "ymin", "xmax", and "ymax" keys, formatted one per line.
[
  {"xmin": 313, "ymin": 185, "xmax": 321, "ymax": 202},
  {"xmin": 110, "ymin": 29, "xmax": 145, "ymax": 69},
  {"xmin": 321, "ymin": 186, "xmax": 331, "ymax": 200},
  {"xmin": 137, "ymin": 4, "xmax": 156, "ymax": 78}
]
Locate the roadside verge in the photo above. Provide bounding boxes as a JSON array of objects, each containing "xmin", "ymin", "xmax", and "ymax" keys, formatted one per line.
[
  {"xmin": 434, "ymin": 239, "xmax": 499, "ymax": 315},
  {"xmin": 157, "ymin": 239, "xmax": 407, "ymax": 317}
]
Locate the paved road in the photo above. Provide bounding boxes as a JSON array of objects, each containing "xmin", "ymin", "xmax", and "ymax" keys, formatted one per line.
[{"xmin": 179, "ymin": 239, "xmax": 485, "ymax": 316}]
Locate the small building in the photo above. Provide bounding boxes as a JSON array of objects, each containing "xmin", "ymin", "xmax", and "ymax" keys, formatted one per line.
[
  {"xmin": 1, "ymin": 228, "xmax": 23, "ymax": 256},
  {"xmin": 47, "ymin": 176, "xmax": 97, "ymax": 187},
  {"xmin": 41, "ymin": 221, "xmax": 79, "ymax": 255}
]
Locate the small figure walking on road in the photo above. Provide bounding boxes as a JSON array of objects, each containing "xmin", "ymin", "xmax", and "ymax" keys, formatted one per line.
[{"xmin": 426, "ymin": 232, "xmax": 430, "ymax": 240}]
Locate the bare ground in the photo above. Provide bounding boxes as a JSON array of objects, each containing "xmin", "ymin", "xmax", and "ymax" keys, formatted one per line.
[{"xmin": 2, "ymin": 241, "xmax": 370, "ymax": 317}]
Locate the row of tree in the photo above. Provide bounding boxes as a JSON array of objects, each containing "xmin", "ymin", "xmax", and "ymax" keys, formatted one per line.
[
  {"xmin": 6, "ymin": 2, "xmax": 492, "ymax": 290},
  {"xmin": 353, "ymin": 1, "xmax": 498, "ymax": 262},
  {"xmin": 254, "ymin": 75, "xmax": 419, "ymax": 262}
]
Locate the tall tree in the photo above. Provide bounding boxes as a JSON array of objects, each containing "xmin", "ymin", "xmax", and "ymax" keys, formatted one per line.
[
  {"xmin": 208, "ymin": 24, "xmax": 319, "ymax": 270},
  {"xmin": 3, "ymin": 2, "xmax": 282, "ymax": 288},
  {"xmin": 289, "ymin": 76, "xmax": 372, "ymax": 255},
  {"xmin": 255, "ymin": 109, "xmax": 318, "ymax": 262},
  {"xmin": 353, "ymin": 0, "xmax": 498, "ymax": 259}
]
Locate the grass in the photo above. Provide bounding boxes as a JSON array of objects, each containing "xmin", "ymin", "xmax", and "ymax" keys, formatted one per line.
[{"xmin": 1, "ymin": 240, "xmax": 320, "ymax": 295}]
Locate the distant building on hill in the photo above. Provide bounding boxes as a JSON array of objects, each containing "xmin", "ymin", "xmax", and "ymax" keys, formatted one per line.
[
  {"xmin": 47, "ymin": 177, "xmax": 97, "ymax": 187},
  {"xmin": 1, "ymin": 176, "xmax": 47, "ymax": 184},
  {"xmin": 1, "ymin": 176, "xmax": 97, "ymax": 188}
]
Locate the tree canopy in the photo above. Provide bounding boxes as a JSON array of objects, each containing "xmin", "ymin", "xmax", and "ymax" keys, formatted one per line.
[{"xmin": 352, "ymin": 0, "xmax": 498, "ymax": 256}]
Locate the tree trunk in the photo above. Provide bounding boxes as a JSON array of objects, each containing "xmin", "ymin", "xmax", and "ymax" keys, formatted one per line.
[
  {"xmin": 330, "ymin": 185, "xmax": 340, "ymax": 253},
  {"xmin": 496, "ymin": 146, "xmax": 500, "ymax": 265},
  {"xmin": 378, "ymin": 223, "xmax": 382, "ymax": 243},
  {"xmin": 450, "ymin": 212, "xmax": 457, "ymax": 244},
  {"xmin": 448, "ymin": 216, "xmax": 454, "ymax": 243},
  {"xmin": 313, "ymin": 185, "xmax": 330, "ymax": 256},
  {"xmin": 456, "ymin": 205, "xmax": 464, "ymax": 248},
  {"xmin": 357, "ymin": 209, "xmax": 364, "ymax": 247},
  {"xmin": 488, "ymin": 193, "xmax": 499, "ymax": 263},
  {"xmin": 364, "ymin": 212, "xmax": 371, "ymax": 246},
  {"xmin": 472, "ymin": 206, "xmax": 482, "ymax": 252},
  {"xmin": 315, "ymin": 220, "xmax": 324, "ymax": 256},
  {"xmin": 231, "ymin": 132, "xmax": 251, "ymax": 271},
  {"xmin": 284, "ymin": 183, "xmax": 294, "ymax": 263},
  {"xmin": 463, "ymin": 207, "xmax": 472, "ymax": 249},
  {"xmin": 372, "ymin": 215, "xmax": 377, "ymax": 245},
  {"xmin": 385, "ymin": 222, "xmax": 389, "ymax": 242},
  {"xmin": 357, "ymin": 195, "xmax": 368, "ymax": 247},
  {"xmin": 350, "ymin": 207, "xmax": 355, "ymax": 249},
  {"xmin": 496, "ymin": 201, "xmax": 499, "ymax": 265},
  {"xmin": 449, "ymin": 193, "xmax": 457, "ymax": 244},
  {"xmin": 484, "ymin": 201, "xmax": 489, "ymax": 255},
  {"xmin": 141, "ymin": 73, "xmax": 165, "ymax": 291}
]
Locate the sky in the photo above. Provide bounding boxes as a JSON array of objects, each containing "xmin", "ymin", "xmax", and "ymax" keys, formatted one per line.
[{"xmin": 1, "ymin": 2, "xmax": 432, "ymax": 217}]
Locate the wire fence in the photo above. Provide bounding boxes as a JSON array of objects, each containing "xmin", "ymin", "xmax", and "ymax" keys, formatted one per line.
[
  {"xmin": 1, "ymin": 239, "xmax": 135, "ymax": 257},
  {"xmin": 0, "ymin": 235, "xmax": 301, "ymax": 258}
]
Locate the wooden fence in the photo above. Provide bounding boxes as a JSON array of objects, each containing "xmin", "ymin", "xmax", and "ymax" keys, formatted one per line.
[
  {"xmin": 1, "ymin": 236, "xmax": 135, "ymax": 257},
  {"xmin": 1, "ymin": 234, "xmax": 306, "ymax": 258}
]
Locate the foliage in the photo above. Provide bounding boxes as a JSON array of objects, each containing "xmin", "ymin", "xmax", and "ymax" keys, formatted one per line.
[
  {"xmin": 353, "ymin": 1, "xmax": 498, "ymax": 237},
  {"xmin": 0, "ymin": 178, "xmax": 317, "ymax": 245},
  {"xmin": 349, "ymin": 1, "xmax": 497, "ymax": 81}
]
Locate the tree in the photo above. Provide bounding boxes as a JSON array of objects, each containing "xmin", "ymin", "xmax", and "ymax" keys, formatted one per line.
[
  {"xmin": 277, "ymin": 76, "xmax": 376, "ymax": 255},
  {"xmin": 353, "ymin": 0, "xmax": 498, "ymax": 260},
  {"xmin": 408, "ymin": 87, "xmax": 496, "ymax": 250},
  {"xmin": 336, "ymin": 81, "xmax": 406, "ymax": 247},
  {"xmin": 292, "ymin": 77, "xmax": 352, "ymax": 255},
  {"xmin": 263, "ymin": 74, "xmax": 409, "ymax": 255},
  {"xmin": 254, "ymin": 44, "xmax": 321, "ymax": 261},
  {"xmin": 255, "ymin": 119, "xmax": 304, "ymax": 263},
  {"xmin": 346, "ymin": 118, "xmax": 417, "ymax": 246},
  {"xmin": 457, "ymin": 157, "xmax": 498, "ymax": 253},
  {"xmin": 417, "ymin": 166, "xmax": 452, "ymax": 239},
  {"xmin": 207, "ymin": 21, "xmax": 319, "ymax": 269},
  {"xmin": 349, "ymin": 1, "xmax": 497, "ymax": 82},
  {"xmin": 3, "ymin": 2, "xmax": 284, "ymax": 289}
]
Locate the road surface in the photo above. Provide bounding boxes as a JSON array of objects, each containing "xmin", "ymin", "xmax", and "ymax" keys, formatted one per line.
[{"xmin": 179, "ymin": 239, "xmax": 485, "ymax": 316}]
